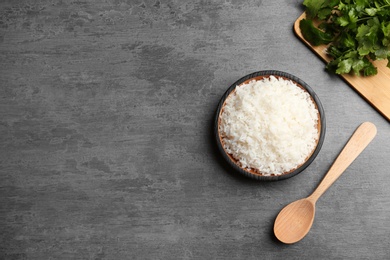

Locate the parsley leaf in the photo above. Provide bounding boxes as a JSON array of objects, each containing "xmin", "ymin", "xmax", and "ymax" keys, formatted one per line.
[
  {"xmin": 300, "ymin": 19, "xmax": 333, "ymax": 46},
  {"xmin": 300, "ymin": 0, "xmax": 390, "ymax": 76},
  {"xmin": 303, "ymin": 0, "xmax": 327, "ymax": 19}
]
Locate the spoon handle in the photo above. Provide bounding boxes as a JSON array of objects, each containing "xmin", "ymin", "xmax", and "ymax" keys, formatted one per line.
[{"xmin": 308, "ymin": 122, "xmax": 377, "ymax": 203}]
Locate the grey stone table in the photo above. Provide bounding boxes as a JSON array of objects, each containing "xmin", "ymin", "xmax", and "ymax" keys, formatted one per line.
[{"xmin": 1, "ymin": 1, "xmax": 389, "ymax": 259}]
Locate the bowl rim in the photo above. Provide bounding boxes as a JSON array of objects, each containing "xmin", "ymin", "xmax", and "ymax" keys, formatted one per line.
[{"xmin": 214, "ymin": 70, "xmax": 326, "ymax": 181}]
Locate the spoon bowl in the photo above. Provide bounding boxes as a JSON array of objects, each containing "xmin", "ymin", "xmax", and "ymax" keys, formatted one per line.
[
  {"xmin": 273, "ymin": 122, "xmax": 377, "ymax": 244},
  {"xmin": 274, "ymin": 199, "xmax": 315, "ymax": 244}
]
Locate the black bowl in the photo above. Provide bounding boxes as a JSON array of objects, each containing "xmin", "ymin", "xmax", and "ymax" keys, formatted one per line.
[{"xmin": 214, "ymin": 70, "xmax": 326, "ymax": 181}]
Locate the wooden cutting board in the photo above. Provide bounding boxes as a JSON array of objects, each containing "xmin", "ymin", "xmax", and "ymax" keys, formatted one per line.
[{"xmin": 294, "ymin": 12, "xmax": 390, "ymax": 122}]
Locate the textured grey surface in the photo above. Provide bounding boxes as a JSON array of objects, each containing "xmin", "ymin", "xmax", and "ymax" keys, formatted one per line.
[{"xmin": 0, "ymin": 0, "xmax": 389, "ymax": 259}]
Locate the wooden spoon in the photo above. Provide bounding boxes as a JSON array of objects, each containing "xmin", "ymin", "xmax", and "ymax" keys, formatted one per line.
[{"xmin": 274, "ymin": 122, "xmax": 377, "ymax": 244}]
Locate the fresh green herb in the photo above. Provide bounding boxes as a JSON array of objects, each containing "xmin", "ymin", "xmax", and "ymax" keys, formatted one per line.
[
  {"xmin": 299, "ymin": 19, "xmax": 333, "ymax": 45},
  {"xmin": 300, "ymin": 0, "xmax": 390, "ymax": 76}
]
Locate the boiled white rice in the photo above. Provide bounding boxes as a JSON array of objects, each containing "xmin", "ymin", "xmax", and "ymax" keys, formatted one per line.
[{"xmin": 219, "ymin": 75, "xmax": 319, "ymax": 176}]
